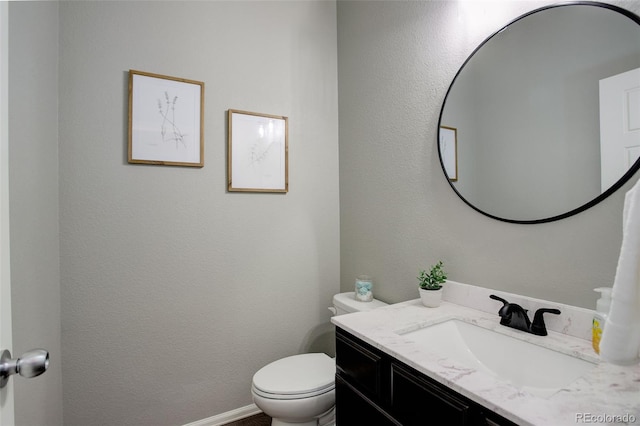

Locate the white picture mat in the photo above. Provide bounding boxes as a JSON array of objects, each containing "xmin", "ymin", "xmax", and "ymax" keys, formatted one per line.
[{"xmin": 131, "ymin": 74, "xmax": 201, "ymax": 164}]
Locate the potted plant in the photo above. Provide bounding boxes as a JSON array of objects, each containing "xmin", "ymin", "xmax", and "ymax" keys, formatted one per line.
[{"xmin": 417, "ymin": 261, "xmax": 447, "ymax": 307}]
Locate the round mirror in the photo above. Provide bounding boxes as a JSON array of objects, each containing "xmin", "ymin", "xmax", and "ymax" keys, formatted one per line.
[{"xmin": 438, "ymin": 2, "xmax": 640, "ymax": 224}]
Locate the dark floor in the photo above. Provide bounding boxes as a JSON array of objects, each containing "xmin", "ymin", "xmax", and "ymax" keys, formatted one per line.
[{"xmin": 222, "ymin": 413, "xmax": 271, "ymax": 426}]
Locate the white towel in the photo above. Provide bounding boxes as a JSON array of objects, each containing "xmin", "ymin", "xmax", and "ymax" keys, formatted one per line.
[{"xmin": 600, "ymin": 178, "xmax": 640, "ymax": 365}]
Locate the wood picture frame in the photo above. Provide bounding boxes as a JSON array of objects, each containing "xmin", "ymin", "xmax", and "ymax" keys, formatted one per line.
[
  {"xmin": 128, "ymin": 70, "xmax": 204, "ymax": 167},
  {"xmin": 439, "ymin": 126, "xmax": 458, "ymax": 181},
  {"xmin": 227, "ymin": 109, "xmax": 288, "ymax": 193}
]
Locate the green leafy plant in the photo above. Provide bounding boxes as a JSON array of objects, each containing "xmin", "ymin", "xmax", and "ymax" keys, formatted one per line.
[{"xmin": 418, "ymin": 261, "xmax": 447, "ymax": 290}]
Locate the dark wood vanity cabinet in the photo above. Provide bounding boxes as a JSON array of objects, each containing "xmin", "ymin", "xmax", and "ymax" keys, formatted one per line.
[{"xmin": 335, "ymin": 327, "xmax": 518, "ymax": 426}]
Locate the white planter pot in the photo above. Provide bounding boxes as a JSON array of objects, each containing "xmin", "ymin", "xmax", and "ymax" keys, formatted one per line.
[{"xmin": 419, "ymin": 287, "xmax": 443, "ymax": 308}]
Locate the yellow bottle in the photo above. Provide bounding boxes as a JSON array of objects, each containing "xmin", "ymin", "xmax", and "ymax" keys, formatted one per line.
[{"xmin": 592, "ymin": 287, "xmax": 612, "ymax": 354}]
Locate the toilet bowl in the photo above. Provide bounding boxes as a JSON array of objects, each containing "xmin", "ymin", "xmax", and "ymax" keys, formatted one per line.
[
  {"xmin": 252, "ymin": 353, "xmax": 335, "ymax": 426},
  {"xmin": 251, "ymin": 292, "xmax": 387, "ymax": 426}
]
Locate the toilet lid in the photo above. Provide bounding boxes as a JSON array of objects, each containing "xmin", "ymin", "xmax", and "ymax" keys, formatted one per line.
[{"xmin": 252, "ymin": 353, "xmax": 335, "ymax": 396}]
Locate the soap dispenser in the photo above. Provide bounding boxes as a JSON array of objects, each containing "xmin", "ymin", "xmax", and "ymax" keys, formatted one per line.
[{"xmin": 592, "ymin": 287, "xmax": 612, "ymax": 354}]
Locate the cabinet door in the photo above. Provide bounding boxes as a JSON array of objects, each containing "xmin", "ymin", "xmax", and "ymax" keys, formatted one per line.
[
  {"xmin": 391, "ymin": 363, "xmax": 471, "ymax": 426},
  {"xmin": 336, "ymin": 329, "xmax": 385, "ymax": 400},
  {"xmin": 336, "ymin": 375, "xmax": 400, "ymax": 426}
]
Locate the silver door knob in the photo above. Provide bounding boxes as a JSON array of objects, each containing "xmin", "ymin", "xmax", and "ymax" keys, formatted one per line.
[{"xmin": 0, "ymin": 348, "xmax": 49, "ymax": 388}]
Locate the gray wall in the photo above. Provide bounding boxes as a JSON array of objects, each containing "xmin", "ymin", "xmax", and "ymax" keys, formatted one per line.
[
  {"xmin": 57, "ymin": 2, "xmax": 339, "ymax": 425},
  {"xmin": 8, "ymin": 2, "xmax": 63, "ymax": 426},
  {"xmin": 337, "ymin": 0, "xmax": 640, "ymax": 308}
]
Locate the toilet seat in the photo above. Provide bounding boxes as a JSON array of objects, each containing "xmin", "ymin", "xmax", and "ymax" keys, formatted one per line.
[
  {"xmin": 252, "ymin": 353, "xmax": 335, "ymax": 400},
  {"xmin": 252, "ymin": 383, "xmax": 334, "ymax": 400}
]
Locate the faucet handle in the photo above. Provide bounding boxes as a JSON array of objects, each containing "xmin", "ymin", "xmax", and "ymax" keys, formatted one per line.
[
  {"xmin": 489, "ymin": 294, "xmax": 510, "ymax": 316},
  {"xmin": 489, "ymin": 294, "xmax": 514, "ymax": 326},
  {"xmin": 489, "ymin": 294, "xmax": 509, "ymax": 305},
  {"xmin": 531, "ymin": 308, "xmax": 561, "ymax": 336}
]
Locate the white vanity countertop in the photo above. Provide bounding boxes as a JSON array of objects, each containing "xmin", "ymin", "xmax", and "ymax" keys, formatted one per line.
[{"xmin": 331, "ymin": 299, "xmax": 640, "ymax": 426}]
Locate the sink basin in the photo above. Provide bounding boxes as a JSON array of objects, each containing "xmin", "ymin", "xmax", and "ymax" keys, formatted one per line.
[{"xmin": 399, "ymin": 320, "xmax": 596, "ymax": 398}]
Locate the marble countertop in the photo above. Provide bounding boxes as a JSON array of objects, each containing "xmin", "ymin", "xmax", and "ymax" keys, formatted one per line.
[{"xmin": 331, "ymin": 298, "xmax": 640, "ymax": 426}]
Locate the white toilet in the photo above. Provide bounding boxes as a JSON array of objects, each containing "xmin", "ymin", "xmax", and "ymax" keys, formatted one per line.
[{"xmin": 251, "ymin": 292, "xmax": 387, "ymax": 426}]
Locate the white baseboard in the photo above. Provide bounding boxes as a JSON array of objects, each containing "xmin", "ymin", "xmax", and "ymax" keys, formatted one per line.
[{"xmin": 182, "ymin": 404, "xmax": 263, "ymax": 426}]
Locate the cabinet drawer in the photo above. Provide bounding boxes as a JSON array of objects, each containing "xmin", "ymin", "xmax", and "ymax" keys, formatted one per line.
[
  {"xmin": 391, "ymin": 363, "xmax": 471, "ymax": 425},
  {"xmin": 480, "ymin": 409, "xmax": 519, "ymax": 426},
  {"xmin": 335, "ymin": 328, "xmax": 384, "ymax": 400}
]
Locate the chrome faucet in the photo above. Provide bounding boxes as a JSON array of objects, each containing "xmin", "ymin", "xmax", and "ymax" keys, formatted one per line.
[{"xmin": 489, "ymin": 295, "xmax": 560, "ymax": 336}]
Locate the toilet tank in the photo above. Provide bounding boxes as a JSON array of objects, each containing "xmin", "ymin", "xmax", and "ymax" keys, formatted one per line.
[{"xmin": 331, "ymin": 292, "xmax": 388, "ymax": 316}]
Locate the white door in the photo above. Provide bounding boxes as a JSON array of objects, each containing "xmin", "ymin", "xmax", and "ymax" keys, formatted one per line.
[
  {"xmin": 599, "ymin": 67, "xmax": 640, "ymax": 192},
  {"xmin": 0, "ymin": 2, "xmax": 15, "ymax": 425}
]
